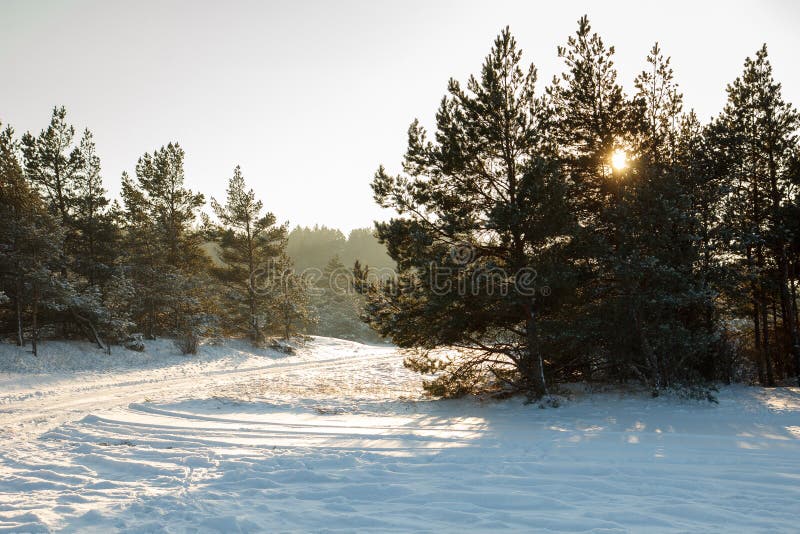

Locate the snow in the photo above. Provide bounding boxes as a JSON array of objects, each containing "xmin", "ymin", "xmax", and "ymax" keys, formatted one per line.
[{"xmin": 1, "ymin": 337, "xmax": 799, "ymax": 532}]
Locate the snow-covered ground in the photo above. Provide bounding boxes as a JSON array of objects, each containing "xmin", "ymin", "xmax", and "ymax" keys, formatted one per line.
[{"xmin": 1, "ymin": 338, "xmax": 799, "ymax": 533}]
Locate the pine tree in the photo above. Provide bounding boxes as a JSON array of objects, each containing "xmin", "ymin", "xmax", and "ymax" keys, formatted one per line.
[
  {"xmin": 615, "ymin": 43, "xmax": 717, "ymax": 390},
  {"xmin": 632, "ymin": 43, "xmax": 683, "ymax": 163},
  {"xmin": 714, "ymin": 46, "xmax": 800, "ymax": 384},
  {"xmin": 133, "ymin": 143, "xmax": 205, "ymax": 269},
  {"xmin": 261, "ymin": 254, "xmax": 316, "ymax": 340},
  {"xmin": 679, "ymin": 112, "xmax": 731, "ymax": 380},
  {"xmin": 100, "ymin": 269, "xmax": 136, "ymax": 344},
  {"xmin": 72, "ymin": 129, "xmax": 119, "ymax": 288},
  {"xmin": 121, "ymin": 143, "xmax": 210, "ymax": 344},
  {"xmin": 21, "ymin": 106, "xmax": 82, "ymax": 235},
  {"xmin": 0, "ymin": 122, "xmax": 65, "ymax": 354},
  {"xmin": 211, "ymin": 165, "xmax": 287, "ymax": 343},
  {"xmin": 546, "ymin": 16, "xmax": 633, "ymax": 384},
  {"xmin": 548, "ymin": 15, "xmax": 628, "ymax": 220},
  {"xmin": 0, "ymin": 123, "xmax": 37, "ymax": 346},
  {"xmin": 18, "ymin": 108, "xmax": 118, "ymax": 348},
  {"xmin": 368, "ymin": 27, "xmax": 576, "ymax": 397}
]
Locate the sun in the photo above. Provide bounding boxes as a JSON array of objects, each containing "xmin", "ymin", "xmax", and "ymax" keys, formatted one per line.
[{"xmin": 611, "ymin": 149, "xmax": 628, "ymax": 171}]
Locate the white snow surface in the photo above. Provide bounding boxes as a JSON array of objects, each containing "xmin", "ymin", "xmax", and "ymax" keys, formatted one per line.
[{"xmin": 1, "ymin": 337, "xmax": 799, "ymax": 533}]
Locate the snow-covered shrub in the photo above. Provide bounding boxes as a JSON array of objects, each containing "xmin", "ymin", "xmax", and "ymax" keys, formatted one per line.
[
  {"xmin": 268, "ymin": 338, "xmax": 296, "ymax": 355},
  {"xmin": 174, "ymin": 312, "xmax": 219, "ymax": 355},
  {"xmin": 665, "ymin": 383, "xmax": 719, "ymax": 403},
  {"xmin": 176, "ymin": 331, "xmax": 200, "ymax": 355},
  {"xmin": 123, "ymin": 333, "xmax": 145, "ymax": 352}
]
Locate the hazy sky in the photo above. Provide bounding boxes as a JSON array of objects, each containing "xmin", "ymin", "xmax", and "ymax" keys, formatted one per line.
[{"xmin": 2, "ymin": 0, "xmax": 799, "ymax": 232}]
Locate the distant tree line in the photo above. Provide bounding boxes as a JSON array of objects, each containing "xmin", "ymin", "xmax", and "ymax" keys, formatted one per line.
[
  {"xmin": 287, "ymin": 225, "xmax": 394, "ymax": 273},
  {"xmin": 363, "ymin": 17, "xmax": 800, "ymax": 398},
  {"xmin": 0, "ymin": 112, "xmax": 387, "ymax": 353},
  {"xmin": 286, "ymin": 226, "xmax": 391, "ymax": 342}
]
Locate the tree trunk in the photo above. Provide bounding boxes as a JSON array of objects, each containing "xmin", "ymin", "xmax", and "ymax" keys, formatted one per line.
[
  {"xmin": 71, "ymin": 309, "xmax": 107, "ymax": 352},
  {"xmin": 31, "ymin": 284, "xmax": 39, "ymax": 357},
  {"xmin": 765, "ymin": 139, "xmax": 800, "ymax": 384},
  {"xmin": 791, "ymin": 261, "xmax": 799, "ymax": 332},
  {"xmin": 748, "ymin": 248, "xmax": 766, "ymax": 385},
  {"xmin": 523, "ymin": 302, "xmax": 547, "ymax": 398},
  {"xmin": 146, "ymin": 300, "xmax": 156, "ymax": 339},
  {"xmin": 247, "ymin": 225, "xmax": 260, "ymax": 344},
  {"xmin": 635, "ymin": 306, "xmax": 661, "ymax": 390},
  {"xmin": 250, "ymin": 294, "xmax": 259, "ymax": 342},
  {"xmin": 15, "ymin": 271, "xmax": 24, "ymax": 347},
  {"xmin": 779, "ymin": 259, "xmax": 800, "ymax": 386},
  {"xmin": 755, "ymin": 240, "xmax": 775, "ymax": 387},
  {"xmin": 761, "ymin": 291, "xmax": 775, "ymax": 386}
]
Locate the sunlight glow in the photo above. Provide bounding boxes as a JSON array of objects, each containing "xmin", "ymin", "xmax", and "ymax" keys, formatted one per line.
[{"xmin": 611, "ymin": 149, "xmax": 628, "ymax": 171}]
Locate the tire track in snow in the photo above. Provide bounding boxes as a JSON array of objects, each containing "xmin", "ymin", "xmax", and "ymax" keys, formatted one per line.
[{"xmin": 0, "ymin": 347, "xmax": 400, "ymax": 437}]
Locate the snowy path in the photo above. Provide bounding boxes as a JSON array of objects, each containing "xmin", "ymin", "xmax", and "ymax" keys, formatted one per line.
[
  {"xmin": 1, "ymin": 338, "xmax": 800, "ymax": 532},
  {"xmin": 0, "ymin": 346, "xmax": 398, "ymax": 437}
]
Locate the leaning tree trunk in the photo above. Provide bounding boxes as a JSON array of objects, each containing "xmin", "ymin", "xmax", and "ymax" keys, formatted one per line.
[{"xmin": 71, "ymin": 309, "xmax": 108, "ymax": 353}]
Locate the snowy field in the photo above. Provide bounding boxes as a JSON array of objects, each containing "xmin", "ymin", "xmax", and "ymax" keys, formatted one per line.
[{"xmin": 1, "ymin": 338, "xmax": 799, "ymax": 533}]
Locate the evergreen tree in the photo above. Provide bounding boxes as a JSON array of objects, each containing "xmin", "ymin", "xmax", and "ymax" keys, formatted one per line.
[
  {"xmin": 260, "ymin": 254, "xmax": 316, "ymax": 340},
  {"xmin": 679, "ymin": 113, "xmax": 732, "ymax": 380},
  {"xmin": 368, "ymin": 27, "xmax": 576, "ymax": 397},
  {"xmin": 546, "ymin": 16, "xmax": 632, "ymax": 384},
  {"xmin": 18, "ymin": 108, "xmax": 118, "ymax": 348},
  {"xmin": 614, "ymin": 43, "xmax": 717, "ymax": 390},
  {"xmin": 132, "ymin": 143, "xmax": 205, "ymax": 269},
  {"xmin": 548, "ymin": 15, "xmax": 628, "ymax": 219},
  {"xmin": 211, "ymin": 165, "xmax": 287, "ymax": 343},
  {"xmin": 100, "ymin": 269, "xmax": 136, "ymax": 344},
  {"xmin": 714, "ymin": 46, "xmax": 800, "ymax": 384},
  {"xmin": 0, "ymin": 123, "xmax": 40, "ymax": 346},
  {"xmin": 632, "ymin": 43, "xmax": 683, "ymax": 163},
  {"xmin": 72, "ymin": 129, "xmax": 119, "ymax": 288},
  {"xmin": 0, "ymin": 123, "xmax": 65, "ymax": 354},
  {"xmin": 21, "ymin": 106, "xmax": 82, "ymax": 235},
  {"xmin": 121, "ymin": 143, "xmax": 210, "ymax": 345}
]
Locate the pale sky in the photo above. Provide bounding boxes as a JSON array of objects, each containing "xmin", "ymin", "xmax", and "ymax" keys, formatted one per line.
[{"xmin": 2, "ymin": 0, "xmax": 799, "ymax": 232}]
